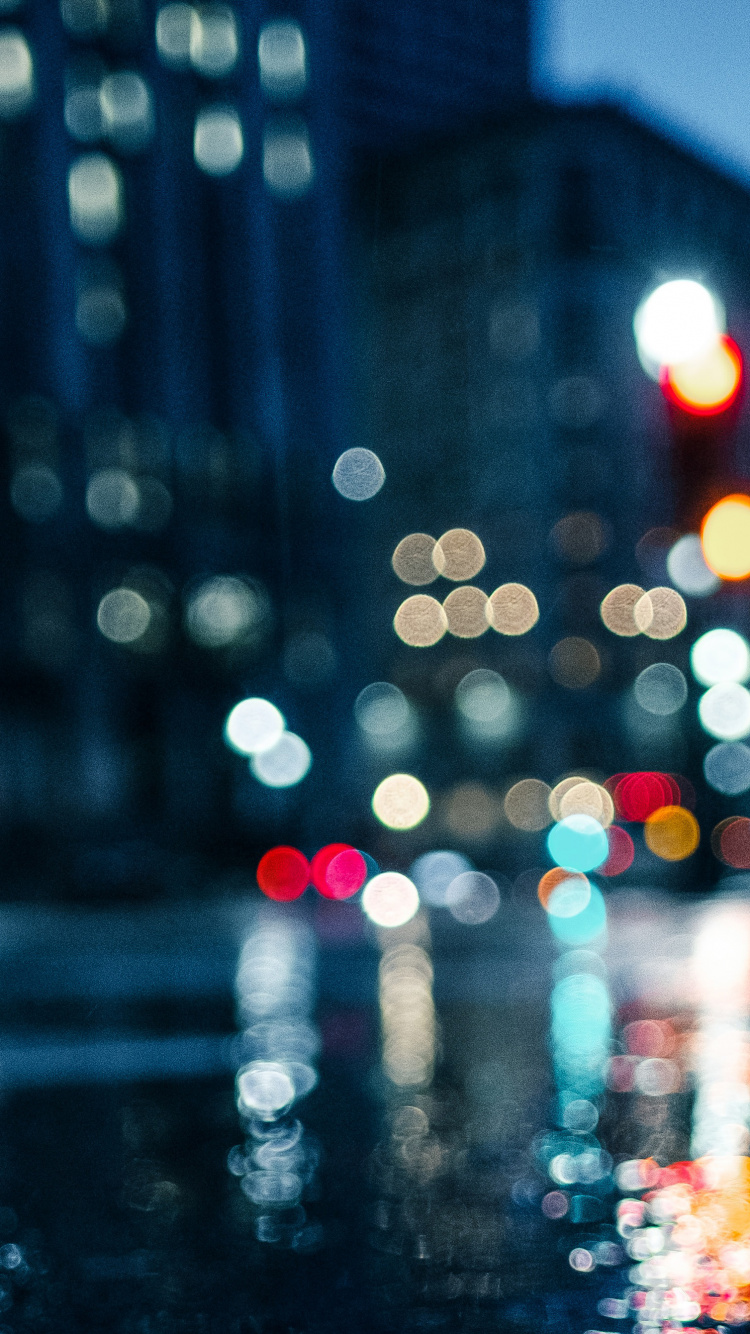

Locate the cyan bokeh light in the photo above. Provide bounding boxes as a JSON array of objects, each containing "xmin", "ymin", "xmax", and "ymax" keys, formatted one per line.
[
  {"xmin": 548, "ymin": 883, "xmax": 607, "ymax": 946},
  {"xmin": 547, "ymin": 814, "xmax": 609, "ymax": 872}
]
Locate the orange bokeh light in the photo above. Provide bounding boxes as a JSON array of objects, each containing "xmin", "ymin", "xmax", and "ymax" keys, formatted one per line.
[
  {"xmin": 661, "ymin": 335, "xmax": 742, "ymax": 416},
  {"xmin": 701, "ymin": 493, "xmax": 750, "ymax": 580}
]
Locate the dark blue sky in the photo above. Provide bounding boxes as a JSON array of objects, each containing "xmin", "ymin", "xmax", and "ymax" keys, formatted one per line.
[{"xmin": 535, "ymin": 0, "xmax": 750, "ymax": 184}]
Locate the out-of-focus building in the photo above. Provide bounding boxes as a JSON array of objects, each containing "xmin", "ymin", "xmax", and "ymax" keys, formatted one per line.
[
  {"xmin": 0, "ymin": 1, "xmax": 529, "ymax": 896},
  {"xmin": 351, "ymin": 102, "xmax": 750, "ymax": 881}
]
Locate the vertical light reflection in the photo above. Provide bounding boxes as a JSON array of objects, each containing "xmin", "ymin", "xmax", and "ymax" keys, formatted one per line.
[
  {"xmin": 691, "ymin": 904, "xmax": 750, "ymax": 1160},
  {"xmin": 378, "ymin": 933, "xmax": 436, "ymax": 1090},
  {"xmin": 228, "ymin": 910, "xmax": 323, "ymax": 1249}
]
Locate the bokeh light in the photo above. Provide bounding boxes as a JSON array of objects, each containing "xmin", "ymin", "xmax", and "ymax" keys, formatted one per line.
[
  {"xmin": 433, "ymin": 528, "xmax": 485, "ymax": 581},
  {"xmin": 548, "ymin": 883, "xmax": 606, "ymax": 945},
  {"xmin": 504, "ymin": 778, "xmax": 552, "ymax": 831},
  {"xmin": 634, "ymin": 662, "xmax": 688, "ymax": 715},
  {"xmin": 551, "ymin": 511, "xmax": 608, "ymax": 565},
  {"xmin": 691, "ymin": 628, "xmax": 750, "ymax": 686},
  {"xmin": 409, "ymin": 850, "xmax": 472, "ymax": 906},
  {"xmin": 392, "ymin": 533, "xmax": 443, "ymax": 585},
  {"xmin": 362, "ymin": 873, "xmax": 420, "ymax": 928},
  {"xmin": 634, "ymin": 586, "xmax": 687, "ymax": 639},
  {"xmin": 701, "ymin": 494, "xmax": 750, "ymax": 579},
  {"xmin": 713, "ymin": 817, "xmax": 750, "ymax": 868},
  {"xmin": 0, "ymin": 29, "xmax": 34, "ymax": 119},
  {"xmin": 547, "ymin": 815, "xmax": 609, "ymax": 872},
  {"xmin": 86, "ymin": 467, "xmax": 139, "ymax": 528},
  {"xmin": 633, "ymin": 279, "xmax": 724, "ymax": 372},
  {"xmin": 354, "ymin": 682, "xmax": 411, "ymax": 738},
  {"xmin": 557, "ymin": 780, "xmax": 614, "ymax": 827},
  {"xmin": 599, "ymin": 825, "xmax": 635, "ymax": 876},
  {"xmin": 97, "ymin": 587, "xmax": 151, "ymax": 644},
  {"xmin": 548, "ymin": 637, "xmax": 601, "ymax": 689},
  {"xmin": 184, "ymin": 576, "xmax": 266, "ymax": 649},
  {"xmin": 257, "ymin": 846, "xmax": 310, "ymax": 901},
  {"xmin": 667, "ymin": 532, "xmax": 721, "ymax": 596},
  {"xmin": 258, "ymin": 19, "xmax": 308, "ymax": 100},
  {"xmin": 599, "ymin": 583, "xmax": 644, "ymax": 636},
  {"xmin": 379, "ymin": 942, "xmax": 434, "ymax": 1084},
  {"xmin": 237, "ymin": 1062, "xmax": 296, "ymax": 1120},
  {"xmin": 445, "ymin": 871, "xmax": 500, "ymax": 925},
  {"xmin": 611, "ymin": 771, "xmax": 678, "ymax": 820},
  {"xmin": 393, "ymin": 594, "xmax": 447, "ymax": 646},
  {"xmin": 455, "ymin": 669, "xmax": 510, "ymax": 727},
  {"xmin": 262, "ymin": 118, "xmax": 314, "ymax": 197},
  {"xmin": 193, "ymin": 107, "xmax": 244, "ymax": 176},
  {"xmin": 251, "ymin": 733, "xmax": 312, "ymax": 787},
  {"xmin": 486, "ymin": 582, "xmax": 539, "ymax": 635},
  {"xmin": 548, "ymin": 776, "xmax": 587, "ymax": 821},
  {"xmin": 310, "ymin": 844, "xmax": 367, "ymax": 899},
  {"xmin": 224, "ymin": 698, "xmax": 285, "ymax": 756},
  {"xmin": 662, "ymin": 335, "xmax": 742, "ymax": 415},
  {"xmin": 538, "ymin": 867, "xmax": 589, "ymax": 911},
  {"xmin": 546, "ymin": 875, "xmax": 591, "ymax": 919},
  {"xmin": 703, "ymin": 741, "xmax": 750, "ymax": 795},
  {"xmin": 699, "ymin": 682, "xmax": 750, "ymax": 740},
  {"xmin": 644, "ymin": 805, "xmax": 700, "ymax": 860},
  {"xmin": 372, "ymin": 774, "xmax": 430, "ymax": 830},
  {"xmin": 68, "ymin": 152, "xmax": 123, "ymax": 244},
  {"xmin": 331, "ymin": 448, "xmax": 385, "ymax": 500},
  {"xmin": 442, "ymin": 585, "xmax": 489, "ymax": 638}
]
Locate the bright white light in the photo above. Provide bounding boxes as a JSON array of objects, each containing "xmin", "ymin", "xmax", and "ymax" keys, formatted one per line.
[
  {"xmin": 699, "ymin": 682, "xmax": 750, "ymax": 741},
  {"xmin": 224, "ymin": 698, "xmax": 284, "ymax": 755},
  {"xmin": 194, "ymin": 107, "xmax": 243, "ymax": 175},
  {"xmin": 331, "ymin": 448, "xmax": 385, "ymax": 501},
  {"xmin": 97, "ymin": 588, "xmax": 151, "ymax": 644},
  {"xmin": 691, "ymin": 628, "xmax": 750, "ymax": 686},
  {"xmin": 633, "ymin": 280, "xmax": 724, "ymax": 374},
  {"xmin": 237, "ymin": 1061, "xmax": 295, "ymax": 1119},
  {"xmin": 0, "ymin": 29, "xmax": 33, "ymax": 118},
  {"xmin": 362, "ymin": 872, "xmax": 419, "ymax": 928},
  {"xmin": 263, "ymin": 119, "xmax": 313, "ymax": 197},
  {"xmin": 667, "ymin": 533, "xmax": 721, "ymax": 597},
  {"xmin": 68, "ymin": 154, "xmax": 123, "ymax": 245},
  {"xmin": 250, "ymin": 732, "xmax": 311, "ymax": 787},
  {"xmin": 258, "ymin": 20, "xmax": 307, "ymax": 100}
]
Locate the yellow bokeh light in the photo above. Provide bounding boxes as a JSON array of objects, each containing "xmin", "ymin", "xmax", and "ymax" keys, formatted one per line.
[
  {"xmin": 666, "ymin": 336, "xmax": 742, "ymax": 413},
  {"xmin": 442, "ymin": 585, "xmax": 489, "ymax": 638},
  {"xmin": 548, "ymin": 637, "xmax": 601, "ymax": 688},
  {"xmin": 600, "ymin": 584, "xmax": 645, "ymax": 637},
  {"xmin": 702, "ymin": 495, "xmax": 750, "ymax": 580},
  {"xmin": 433, "ymin": 528, "xmax": 485, "ymax": 581},
  {"xmin": 487, "ymin": 583, "xmax": 539, "ymax": 635},
  {"xmin": 393, "ymin": 595, "xmax": 447, "ymax": 647},
  {"xmin": 503, "ymin": 778, "xmax": 552, "ymax": 831},
  {"xmin": 372, "ymin": 773, "xmax": 430, "ymax": 830},
  {"xmin": 634, "ymin": 586, "xmax": 687, "ymax": 640},
  {"xmin": 392, "ymin": 533, "xmax": 445, "ymax": 585},
  {"xmin": 548, "ymin": 776, "xmax": 587, "ymax": 821},
  {"xmin": 644, "ymin": 805, "xmax": 700, "ymax": 861}
]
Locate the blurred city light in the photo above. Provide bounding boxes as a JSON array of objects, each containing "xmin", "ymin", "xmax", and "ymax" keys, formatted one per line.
[
  {"xmin": 262, "ymin": 119, "xmax": 314, "ymax": 196},
  {"xmin": 547, "ymin": 814, "xmax": 609, "ymax": 872},
  {"xmin": 310, "ymin": 844, "xmax": 366, "ymax": 899},
  {"xmin": 703, "ymin": 741, "xmax": 750, "ymax": 795},
  {"xmin": 97, "ymin": 588, "xmax": 151, "ymax": 644},
  {"xmin": 251, "ymin": 732, "xmax": 312, "ymax": 787},
  {"xmin": 258, "ymin": 20, "xmax": 307, "ymax": 100},
  {"xmin": 256, "ymin": 847, "xmax": 310, "ymax": 901},
  {"xmin": 701, "ymin": 494, "xmax": 750, "ymax": 579},
  {"xmin": 444, "ymin": 871, "xmax": 500, "ymax": 924},
  {"xmin": 486, "ymin": 583, "xmax": 539, "ymax": 634},
  {"xmin": 691, "ymin": 627, "xmax": 750, "ymax": 685},
  {"xmin": 372, "ymin": 774, "xmax": 429, "ymax": 829},
  {"xmin": 644, "ymin": 805, "xmax": 700, "ymax": 860},
  {"xmin": 393, "ymin": 594, "xmax": 447, "ymax": 646},
  {"xmin": 409, "ymin": 850, "xmax": 472, "ymax": 906},
  {"xmin": 194, "ymin": 107, "xmax": 244, "ymax": 175},
  {"xmin": 633, "ymin": 279, "xmax": 724, "ymax": 374},
  {"xmin": 331, "ymin": 447, "xmax": 385, "ymax": 500},
  {"xmin": 0, "ymin": 29, "xmax": 33, "ymax": 118},
  {"xmin": 662, "ymin": 334, "xmax": 742, "ymax": 415},
  {"xmin": 224, "ymin": 698, "xmax": 285, "ymax": 755},
  {"xmin": 667, "ymin": 533, "xmax": 721, "ymax": 596},
  {"xmin": 633, "ymin": 662, "xmax": 687, "ymax": 715},
  {"xmin": 433, "ymin": 528, "xmax": 485, "ymax": 581},
  {"xmin": 362, "ymin": 872, "xmax": 420, "ymax": 927},
  {"xmin": 699, "ymin": 681, "xmax": 750, "ymax": 740},
  {"xmin": 68, "ymin": 153, "xmax": 123, "ymax": 244},
  {"xmin": 392, "ymin": 533, "xmax": 444, "ymax": 585},
  {"xmin": 442, "ymin": 586, "xmax": 489, "ymax": 638}
]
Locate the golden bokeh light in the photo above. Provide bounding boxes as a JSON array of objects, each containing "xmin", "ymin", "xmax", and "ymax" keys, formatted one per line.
[
  {"xmin": 379, "ymin": 943, "xmax": 435, "ymax": 1086},
  {"xmin": 550, "ymin": 511, "xmax": 608, "ymax": 565},
  {"xmin": 558, "ymin": 779, "xmax": 614, "ymax": 827},
  {"xmin": 392, "ymin": 533, "xmax": 445, "ymax": 585},
  {"xmin": 634, "ymin": 586, "xmax": 687, "ymax": 639},
  {"xmin": 433, "ymin": 528, "xmax": 485, "ymax": 581},
  {"xmin": 503, "ymin": 778, "xmax": 552, "ymax": 831},
  {"xmin": 443, "ymin": 782, "xmax": 502, "ymax": 841},
  {"xmin": 487, "ymin": 583, "xmax": 539, "ymax": 635},
  {"xmin": 548, "ymin": 637, "xmax": 601, "ymax": 688},
  {"xmin": 665, "ymin": 335, "xmax": 742, "ymax": 414},
  {"xmin": 537, "ymin": 866, "xmax": 589, "ymax": 912},
  {"xmin": 644, "ymin": 805, "xmax": 700, "ymax": 861},
  {"xmin": 393, "ymin": 594, "xmax": 447, "ymax": 647},
  {"xmin": 600, "ymin": 583, "xmax": 645, "ymax": 637},
  {"xmin": 442, "ymin": 585, "xmax": 489, "ymax": 638},
  {"xmin": 548, "ymin": 775, "xmax": 587, "ymax": 821},
  {"xmin": 701, "ymin": 494, "xmax": 750, "ymax": 580},
  {"xmin": 372, "ymin": 773, "xmax": 430, "ymax": 830}
]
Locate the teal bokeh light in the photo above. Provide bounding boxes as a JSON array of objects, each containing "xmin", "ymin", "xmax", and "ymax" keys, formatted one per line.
[
  {"xmin": 547, "ymin": 814, "xmax": 609, "ymax": 873},
  {"xmin": 548, "ymin": 883, "xmax": 607, "ymax": 946}
]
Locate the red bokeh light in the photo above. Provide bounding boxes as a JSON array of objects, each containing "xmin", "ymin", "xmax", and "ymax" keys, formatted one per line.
[
  {"xmin": 599, "ymin": 824, "xmax": 635, "ymax": 876},
  {"xmin": 609, "ymin": 772, "xmax": 680, "ymax": 822},
  {"xmin": 714, "ymin": 816, "xmax": 750, "ymax": 869},
  {"xmin": 257, "ymin": 846, "xmax": 310, "ymax": 901},
  {"xmin": 311, "ymin": 843, "xmax": 367, "ymax": 899}
]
